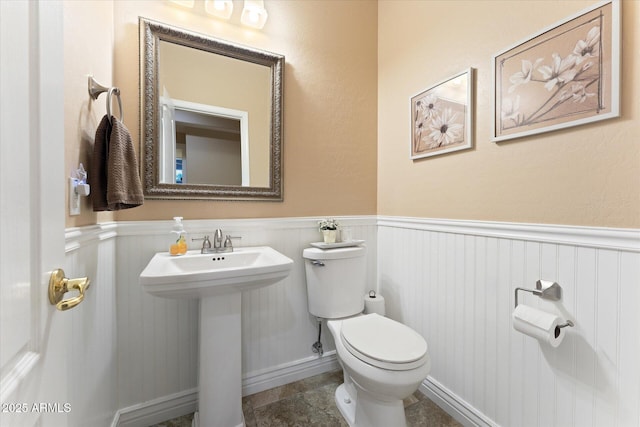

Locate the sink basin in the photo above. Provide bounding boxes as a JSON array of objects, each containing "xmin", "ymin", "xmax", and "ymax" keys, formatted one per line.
[{"xmin": 140, "ymin": 246, "xmax": 294, "ymax": 298}]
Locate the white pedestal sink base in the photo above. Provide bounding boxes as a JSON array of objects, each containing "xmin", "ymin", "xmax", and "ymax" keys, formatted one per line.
[
  {"xmin": 139, "ymin": 247, "xmax": 294, "ymax": 426},
  {"xmin": 199, "ymin": 293, "xmax": 244, "ymax": 427}
]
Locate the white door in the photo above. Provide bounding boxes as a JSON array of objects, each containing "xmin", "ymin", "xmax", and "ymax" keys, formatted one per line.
[{"xmin": 0, "ymin": 1, "xmax": 68, "ymax": 426}]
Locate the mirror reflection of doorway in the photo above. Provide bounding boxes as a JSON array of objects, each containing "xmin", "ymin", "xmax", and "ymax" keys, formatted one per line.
[
  {"xmin": 175, "ymin": 109, "xmax": 243, "ymax": 186},
  {"xmin": 160, "ymin": 98, "xmax": 250, "ymax": 186}
]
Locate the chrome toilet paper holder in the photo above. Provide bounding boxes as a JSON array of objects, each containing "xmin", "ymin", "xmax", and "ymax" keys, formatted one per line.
[{"xmin": 515, "ymin": 280, "xmax": 574, "ymax": 329}]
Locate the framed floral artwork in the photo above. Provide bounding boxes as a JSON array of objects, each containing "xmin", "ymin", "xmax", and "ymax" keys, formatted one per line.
[
  {"xmin": 492, "ymin": 0, "xmax": 620, "ymax": 142},
  {"xmin": 410, "ymin": 68, "xmax": 474, "ymax": 159}
]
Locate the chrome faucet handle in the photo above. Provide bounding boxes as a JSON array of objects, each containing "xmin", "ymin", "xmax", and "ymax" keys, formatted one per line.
[
  {"xmin": 192, "ymin": 235, "xmax": 211, "ymax": 253},
  {"xmin": 223, "ymin": 235, "xmax": 242, "ymax": 249},
  {"xmin": 213, "ymin": 229, "xmax": 223, "ymax": 248}
]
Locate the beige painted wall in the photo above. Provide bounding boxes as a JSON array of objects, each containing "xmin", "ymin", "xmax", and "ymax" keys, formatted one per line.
[
  {"xmin": 65, "ymin": 0, "xmax": 377, "ymax": 226},
  {"xmin": 64, "ymin": 1, "xmax": 115, "ymax": 227},
  {"xmin": 378, "ymin": 0, "xmax": 639, "ymax": 228},
  {"xmin": 109, "ymin": 0, "xmax": 378, "ymax": 222},
  {"xmin": 65, "ymin": 1, "xmax": 638, "ymax": 228}
]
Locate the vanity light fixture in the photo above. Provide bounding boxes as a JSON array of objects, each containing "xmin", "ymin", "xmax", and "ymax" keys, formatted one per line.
[
  {"xmin": 168, "ymin": 0, "xmax": 195, "ymax": 8},
  {"xmin": 205, "ymin": 0, "xmax": 233, "ymax": 20},
  {"xmin": 240, "ymin": 0, "xmax": 268, "ymax": 29}
]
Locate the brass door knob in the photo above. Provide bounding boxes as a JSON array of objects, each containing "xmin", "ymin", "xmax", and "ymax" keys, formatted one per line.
[{"xmin": 48, "ymin": 269, "xmax": 91, "ymax": 311}]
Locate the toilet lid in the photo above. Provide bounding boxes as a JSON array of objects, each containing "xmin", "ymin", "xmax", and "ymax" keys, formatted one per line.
[{"xmin": 340, "ymin": 313, "xmax": 428, "ymax": 371}]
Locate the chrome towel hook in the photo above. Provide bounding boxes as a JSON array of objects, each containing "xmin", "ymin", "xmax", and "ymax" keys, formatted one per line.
[{"xmin": 88, "ymin": 75, "xmax": 123, "ymax": 124}]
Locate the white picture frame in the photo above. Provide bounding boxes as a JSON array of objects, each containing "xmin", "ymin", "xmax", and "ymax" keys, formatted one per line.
[
  {"xmin": 492, "ymin": 0, "xmax": 620, "ymax": 142},
  {"xmin": 410, "ymin": 68, "xmax": 474, "ymax": 159}
]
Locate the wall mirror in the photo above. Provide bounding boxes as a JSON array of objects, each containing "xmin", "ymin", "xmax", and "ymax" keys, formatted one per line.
[{"xmin": 139, "ymin": 17, "xmax": 284, "ymax": 200}]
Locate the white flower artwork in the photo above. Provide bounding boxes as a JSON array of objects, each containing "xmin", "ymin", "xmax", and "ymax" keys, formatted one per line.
[
  {"xmin": 492, "ymin": 0, "xmax": 620, "ymax": 142},
  {"xmin": 411, "ymin": 69, "xmax": 474, "ymax": 159}
]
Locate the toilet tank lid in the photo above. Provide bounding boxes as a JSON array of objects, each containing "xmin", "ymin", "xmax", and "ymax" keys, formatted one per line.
[{"xmin": 303, "ymin": 246, "xmax": 366, "ymax": 260}]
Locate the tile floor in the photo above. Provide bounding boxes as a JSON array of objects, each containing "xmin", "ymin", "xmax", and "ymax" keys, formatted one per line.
[{"xmin": 150, "ymin": 370, "xmax": 461, "ymax": 427}]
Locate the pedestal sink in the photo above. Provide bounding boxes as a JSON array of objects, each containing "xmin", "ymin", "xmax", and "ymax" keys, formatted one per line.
[{"xmin": 140, "ymin": 247, "xmax": 294, "ymax": 427}]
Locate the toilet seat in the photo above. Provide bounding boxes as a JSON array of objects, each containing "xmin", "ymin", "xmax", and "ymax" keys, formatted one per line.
[{"xmin": 340, "ymin": 313, "xmax": 428, "ymax": 371}]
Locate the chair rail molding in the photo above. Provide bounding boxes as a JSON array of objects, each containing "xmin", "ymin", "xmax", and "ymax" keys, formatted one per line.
[{"xmin": 377, "ymin": 216, "xmax": 640, "ymax": 252}]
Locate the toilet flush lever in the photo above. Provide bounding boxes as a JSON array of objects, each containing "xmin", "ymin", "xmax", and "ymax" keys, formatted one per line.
[{"xmin": 310, "ymin": 260, "xmax": 325, "ymax": 267}]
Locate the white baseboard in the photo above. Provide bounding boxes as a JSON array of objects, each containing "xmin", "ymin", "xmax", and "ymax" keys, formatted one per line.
[
  {"xmin": 419, "ymin": 377, "xmax": 495, "ymax": 427},
  {"xmin": 242, "ymin": 351, "xmax": 339, "ymax": 396},
  {"xmin": 111, "ymin": 354, "xmax": 339, "ymax": 426},
  {"xmin": 111, "ymin": 388, "xmax": 197, "ymax": 427}
]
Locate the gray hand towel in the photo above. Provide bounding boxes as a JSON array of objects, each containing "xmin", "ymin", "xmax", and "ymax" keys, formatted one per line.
[
  {"xmin": 90, "ymin": 115, "xmax": 144, "ymax": 211},
  {"xmin": 106, "ymin": 119, "xmax": 143, "ymax": 209},
  {"xmin": 90, "ymin": 115, "xmax": 111, "ymax": 212}
]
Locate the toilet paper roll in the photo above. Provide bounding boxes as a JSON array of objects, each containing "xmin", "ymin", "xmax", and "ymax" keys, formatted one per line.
[
  {"xmin": 364, "ymin": 291, "xmax": 386, "ymax": 316},
  {"xmin": 512, "ymin": 304, "xmax": 566, "ymax": 347}
]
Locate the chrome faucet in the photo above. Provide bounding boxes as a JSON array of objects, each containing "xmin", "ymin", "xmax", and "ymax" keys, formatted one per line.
[
  {"xmin": 194, "ymin": 229, "xmax": 240, "ymax": 254},
  {"xmin": 213, "ymin": 229, "xmax": 223, "ymax": 249}
]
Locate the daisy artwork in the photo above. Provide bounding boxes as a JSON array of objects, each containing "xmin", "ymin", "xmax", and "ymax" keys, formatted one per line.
[
  {"xmin": 492, "ymin": 0, "xmax": 620, "ymax": 142},
  {"xmin": 411, "ymin": 68, "xmax": 473, "ymax": 159}
]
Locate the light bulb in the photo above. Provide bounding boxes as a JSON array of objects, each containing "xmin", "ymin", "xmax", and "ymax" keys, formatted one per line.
[
  {"xmin": 205, "ymin": 0, "xmax": 233, "ymax": 19},
  {"xmin": 241, "ymin": 0, "xmax": 268, "ymax": 29}
]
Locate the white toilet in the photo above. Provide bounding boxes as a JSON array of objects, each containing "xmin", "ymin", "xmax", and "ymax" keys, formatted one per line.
[{"xmin": 303, "ymin": 245, "xmax": 431, "ymax": 427}]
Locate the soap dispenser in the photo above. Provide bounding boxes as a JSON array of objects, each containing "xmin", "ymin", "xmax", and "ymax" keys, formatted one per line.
[{"xmin": 169, "ymin": 216, "xmax": 188, "ymax": 256}]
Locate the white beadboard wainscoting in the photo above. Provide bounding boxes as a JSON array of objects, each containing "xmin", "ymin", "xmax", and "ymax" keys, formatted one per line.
[
  {"xmin": 377, "ymin": 217, "xmax": 640, "ymax": 427},
  {"xmin": 113, "ymin": 216, "xmax": 376, "ymax": 426},
  {"xmin": 64, "ymin": 224, "xmax": 119, "ymax": 427},
  {"xmin": 63, "ymin": 216, "xmax": 638, "ymax": 427}
]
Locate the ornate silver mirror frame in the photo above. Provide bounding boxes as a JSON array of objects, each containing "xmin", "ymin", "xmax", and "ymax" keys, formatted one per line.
[{"xmin": 139, "ymin": 17, "xmax": 284, "ymax": 200}]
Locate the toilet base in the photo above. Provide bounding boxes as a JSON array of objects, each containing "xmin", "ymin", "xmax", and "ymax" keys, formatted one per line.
[
  {"xmin": 335, "ymin": 384, "xmax": 356, "ymax": 426},
  {"xmin": 335, "ymin": 383, "xmax": 407, "ymax": 427}
]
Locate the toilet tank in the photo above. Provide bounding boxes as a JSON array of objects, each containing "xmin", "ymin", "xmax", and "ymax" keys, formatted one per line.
[{"xmin": 303, "ymin": 245, "xmax": 367, "ymax": 319}]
